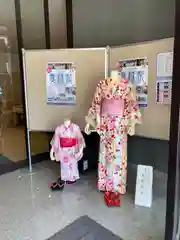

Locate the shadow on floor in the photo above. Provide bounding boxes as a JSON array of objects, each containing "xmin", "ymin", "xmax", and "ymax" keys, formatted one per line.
[{"xmin": 0, "ymin": 152, "xmax": 49, "ymax": 175}]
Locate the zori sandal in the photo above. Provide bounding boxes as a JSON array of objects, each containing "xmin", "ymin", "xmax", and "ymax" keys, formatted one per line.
[{"xmin": 49, "ymin": 179, "xmax": 65, "ymax": 191}]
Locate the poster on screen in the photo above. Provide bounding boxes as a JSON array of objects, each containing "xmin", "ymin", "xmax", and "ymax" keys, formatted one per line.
[
  {"xmin": 156, "ymin": 52, "xmax": 173, "ymax": 105},
  {"xmin": 118, "ymin": 58, "xmax": 148, "ymax": 107},
  {"xmin": 46, "ymin": 62, "xmax": 76, "ymax": 105}
]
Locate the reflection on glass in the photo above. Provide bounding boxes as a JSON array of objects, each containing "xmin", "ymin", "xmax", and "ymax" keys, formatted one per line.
[{"xmin": 0, "ymin": 0, "xmax": 26, "ymax": 166}]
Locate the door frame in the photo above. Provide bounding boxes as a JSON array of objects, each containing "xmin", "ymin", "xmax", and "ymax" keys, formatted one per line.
[{"xmin": 165, "ymin": 0, "xmax": 180, "ymax": 239}]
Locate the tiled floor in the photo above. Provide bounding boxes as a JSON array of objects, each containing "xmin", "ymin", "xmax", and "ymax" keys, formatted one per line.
[{"xmin": 0, "ymin": 161, "xmax": 167, "ymax": 240}]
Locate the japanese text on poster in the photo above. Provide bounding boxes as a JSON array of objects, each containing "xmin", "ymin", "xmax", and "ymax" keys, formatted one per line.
[
  {"xmin": 156, "ymin": 52, "xmax": 173, "ymax": 105},
  {"xmin": 118, "ymin": 58, "xmax": 148, "ymax": 107},
  {"xmin": 46, "ymin": 62, "xmax": 76, "ymax": 105}
]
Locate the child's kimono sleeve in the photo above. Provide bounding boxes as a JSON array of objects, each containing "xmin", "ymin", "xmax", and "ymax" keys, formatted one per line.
[
  {"xmin": 124, "ymin": 85, "xmax": 142, "ymax": 136},
  {"xmin": 75, "ymin": 125, "xmax": 86, "ymax": 161},
  {"xmin": 85, "ymin": 82, "xmax": 102, "ymax": 129},
  {"xmin": 50, "ymin": 127, "xmax": 60, "ymax": 154}
]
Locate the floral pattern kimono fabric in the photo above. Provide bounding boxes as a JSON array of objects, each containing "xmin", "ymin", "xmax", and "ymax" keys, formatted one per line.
[
  {"xmin": 86, "ymin": 78, "xmax": 141, "ymax": 195},
  {"xmin": 51, "ymin": 123, "xmax": 85, "ymax": 182}
]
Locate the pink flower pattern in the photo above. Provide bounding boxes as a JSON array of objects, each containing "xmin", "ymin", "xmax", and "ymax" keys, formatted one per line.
[
  {"xmin": 86, "ymin": 78, "xmax": 141, "ymax": 194},
  {"xmin": 51, "ymin": 123, "xmax": 85, "ymax": 182}
]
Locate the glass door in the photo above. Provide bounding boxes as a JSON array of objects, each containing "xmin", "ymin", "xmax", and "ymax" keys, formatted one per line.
[{"xmin": 0, "ymin": 0, "xmax": 27, "ymax": 173}]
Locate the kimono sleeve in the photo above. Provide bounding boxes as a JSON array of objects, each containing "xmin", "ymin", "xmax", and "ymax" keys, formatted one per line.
[
  {"xmin": 85, "ymin": 82, "xmax": 102, "ymax": 129},
  {"xmin": 50, "ymin": 127, "xmax": 60, "ymax": 153},
  {"xmin": 77, "ymin": 126, "xmax": 86, "ymax": 149},
  {"xmin": 75, "ymin": 125, "xmax": 86, "ymax": 161},
  {"xmin": 124, "ymin": 85, "xmax": 142, "ymax": 136}
]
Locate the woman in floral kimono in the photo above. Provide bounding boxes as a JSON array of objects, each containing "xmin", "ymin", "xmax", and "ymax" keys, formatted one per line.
[{"xmin": 85, "ymin": 69, "xmax": 141, "ymax": 206}]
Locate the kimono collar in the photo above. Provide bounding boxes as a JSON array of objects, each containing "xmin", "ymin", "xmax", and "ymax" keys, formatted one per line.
[
  {"xmin": 64, "ymin": 123, "xmax": 72, "ymax": 130},
  {"xmin": 62, "ymin": 123, "xmax": 73, "ymax": 135},
  {"xmin": 64, "ymin": 119, "xmax": 71, "ymax": 128}
]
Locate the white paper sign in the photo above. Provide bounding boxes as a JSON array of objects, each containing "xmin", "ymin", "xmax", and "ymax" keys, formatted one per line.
[
  {"xmin": 135, "ymin": 165, "xmax": 153, "ymax": 208},
  {"xmin": 157, "ymin": 52, "xmax": 173, "ymax": 78}
]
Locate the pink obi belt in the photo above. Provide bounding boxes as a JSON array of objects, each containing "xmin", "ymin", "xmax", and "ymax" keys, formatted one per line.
[
  {"xmin": 101, "ymin": 98, "xmax": 124, "ymax": 116},
  {"xmin": 60, "ymin": 138, "xmax": 77, "ymax": 148}
]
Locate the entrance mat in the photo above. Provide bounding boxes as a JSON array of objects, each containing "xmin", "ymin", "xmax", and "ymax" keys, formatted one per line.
[{"xmin": 48, "ymin": 215, "xmax": 121, "ymax": 240}]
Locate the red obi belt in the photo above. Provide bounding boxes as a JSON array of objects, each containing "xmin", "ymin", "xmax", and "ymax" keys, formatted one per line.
[{"xmin": 60, "ymin": 138, "xmax": 77, "ymax": 148}]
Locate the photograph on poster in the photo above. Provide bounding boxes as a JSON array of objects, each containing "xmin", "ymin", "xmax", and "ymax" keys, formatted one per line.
[
  {"xmin": 118, "ymin": 58, "xmax": 148, "ymax": 107},
  {"xmin": 156, "ymin": 52, "xmax": 173, "ymax": 105},
  {"xmin": 46, "ymin": 62, "xmax": 76, "ymax": 105},
  {"xmin": 156, "ymin": 80, "xmax": 172, "ymax": 105}
]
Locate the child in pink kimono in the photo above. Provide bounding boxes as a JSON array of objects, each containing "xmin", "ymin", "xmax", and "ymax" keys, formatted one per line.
[{"xmin": 50, "ymin": 120, "xmax": 85, "ymax": 190}]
